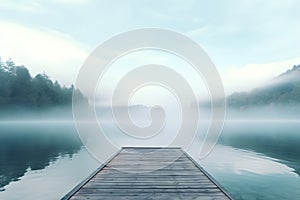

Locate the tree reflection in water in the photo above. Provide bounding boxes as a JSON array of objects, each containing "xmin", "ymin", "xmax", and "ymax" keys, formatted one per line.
[{"xmin": 0, "ymin": 123, "xmax": 82, "ymax": 190}]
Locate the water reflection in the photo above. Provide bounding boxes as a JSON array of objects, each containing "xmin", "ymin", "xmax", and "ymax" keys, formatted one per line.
[
  {"xmin": 197, "ymin": 145, "xmax": 297, "ymax": 176},
  {"xmin": 0, "ymin": 123, "xmax": 82, "ymax": 190},
  {"xmin": 191, "ymin": 144, "xmax": 300, "ymax": 200},
  {"xmin": 187, "ymin": 120, "xmax": 300, "ymax": 199},
  {"xmin": 219, "ymin": 121, "xmax": 300, "ymax": 176},
  {"xmin": 1, "ymin": 120, "xmax": 300, "ymax": 199}
]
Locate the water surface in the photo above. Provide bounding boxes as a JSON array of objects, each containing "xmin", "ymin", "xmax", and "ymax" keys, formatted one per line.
[{"xmin": 0, "ymin": 121, "xmax": 300, "ymax": 199}]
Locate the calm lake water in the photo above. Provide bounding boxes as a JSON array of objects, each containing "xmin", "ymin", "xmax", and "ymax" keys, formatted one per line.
[{"xmin": 0, "ymin": 121, "xmax": 300, "ymax": 199}]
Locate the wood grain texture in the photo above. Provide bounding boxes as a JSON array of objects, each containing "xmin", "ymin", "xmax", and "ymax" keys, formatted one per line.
[{"xmin": 63, "ymin": 147, "xmax": 232, "ymax": 200}]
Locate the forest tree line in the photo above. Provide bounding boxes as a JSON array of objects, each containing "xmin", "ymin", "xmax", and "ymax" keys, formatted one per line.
[
  {"xmin": 0, "ymin": 57, "xmax": 86, "ymax": 110},
  {"xmin": 227, "ymin": 64, "xmax": 300, "ymax": 108}
]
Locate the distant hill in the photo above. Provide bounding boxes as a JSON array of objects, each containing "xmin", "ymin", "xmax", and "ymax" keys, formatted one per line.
[
  {"xmin": 278, "ymin": 64, "xmax": 300, "ymax": 78},
  {"xmin": 0, "ymin": 57, "xmax": 86, "ymax": 111},
  {"xmin": 227, "ymin": 64, "xmax": 300, "ymax": 109}
]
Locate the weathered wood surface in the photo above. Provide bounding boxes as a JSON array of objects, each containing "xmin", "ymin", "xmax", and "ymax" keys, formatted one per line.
[{"xmin": 63, "ymin": 147, "xmax": 232, "ymax": 200}]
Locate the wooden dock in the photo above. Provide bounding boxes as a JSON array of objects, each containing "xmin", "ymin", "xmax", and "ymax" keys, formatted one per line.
[{"xmin": 62, "ymin": 147, "xmax": 232, "ymax": 200}]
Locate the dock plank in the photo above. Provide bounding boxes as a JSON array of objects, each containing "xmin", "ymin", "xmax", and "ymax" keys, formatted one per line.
[{"xmin": 62, "ymin": 147, "xmax": 232, "ymax": 200}]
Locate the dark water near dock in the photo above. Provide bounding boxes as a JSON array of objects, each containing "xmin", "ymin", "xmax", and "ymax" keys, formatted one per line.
[{"xmin": 0, "ymin": 121, "xmax": 300, "ymax": 199}]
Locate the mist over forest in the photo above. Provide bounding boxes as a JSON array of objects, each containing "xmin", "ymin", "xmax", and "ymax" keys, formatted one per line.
[
  {"xmin": 1, "ymin": 56, "xmax": 300, "ymax": 120},
  {"xmin": 225, "ymin": 64, "xmax": 300, "ymax": 119},
  {"xmin": 228, "ymin": 64, "xmax": 300, "ymax": 108},
  {"xmin": 0, "ymin": 57, "xmax": 86, "ymax": 120}
]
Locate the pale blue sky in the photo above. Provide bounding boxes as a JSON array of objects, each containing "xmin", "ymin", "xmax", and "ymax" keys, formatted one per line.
[{"xmin": 0, "ymin": 0, "xmax": 300, "ymax": 93}]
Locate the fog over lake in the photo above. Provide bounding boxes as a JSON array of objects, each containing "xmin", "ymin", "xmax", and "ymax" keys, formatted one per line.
[
  {"xmin": 0, "ymin": 105, "xmax": 300, "ymax": 199},
  {"xmin": 1, "ymin": 0, "xmax": 300, "ymax": 199}
]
